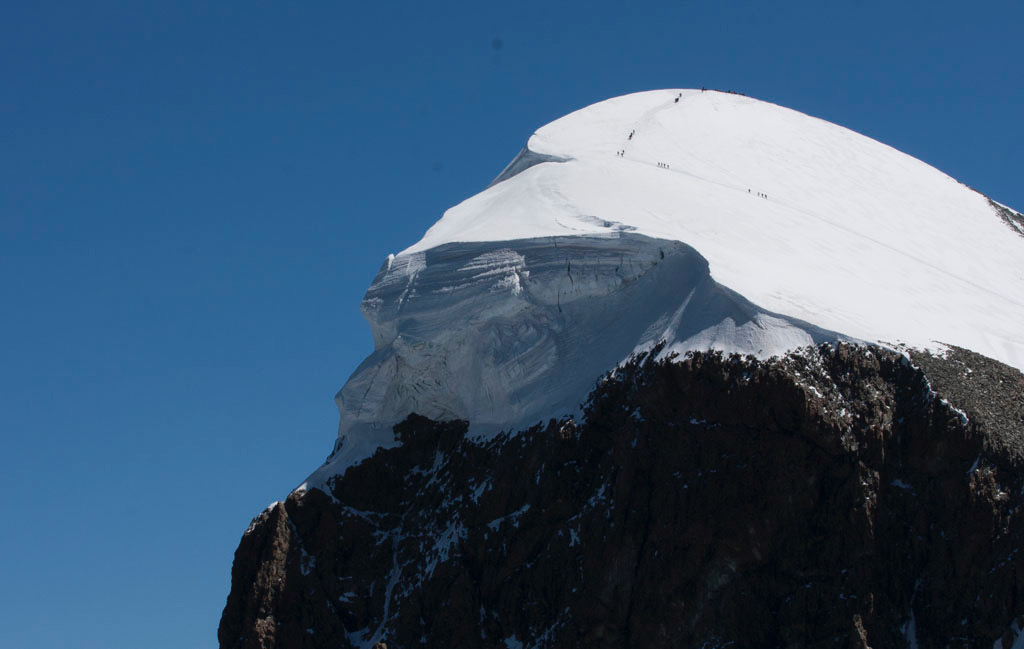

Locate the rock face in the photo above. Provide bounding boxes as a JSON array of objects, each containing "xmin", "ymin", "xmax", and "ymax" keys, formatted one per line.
[{"xmin": 219, "ymin": 344, "xmax": 1024, "ymax": 648}]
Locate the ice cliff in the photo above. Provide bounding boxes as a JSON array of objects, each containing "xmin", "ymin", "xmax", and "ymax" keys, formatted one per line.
[{"xmin": 307, "ymin": 89, "xmax": 1024, "ymax": 482}]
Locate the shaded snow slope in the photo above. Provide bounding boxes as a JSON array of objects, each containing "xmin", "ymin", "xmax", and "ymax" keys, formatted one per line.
[
  {"xmin": 487, "ymin": 146, "xmax": 571, "ymax": 188},
  {"xmin": 306, "ymin": 233, "xmax": 843, "ymax": 485},
  {"xmin": 306, "ymin": 89, "xmax": 1024, "ymax": 482}
]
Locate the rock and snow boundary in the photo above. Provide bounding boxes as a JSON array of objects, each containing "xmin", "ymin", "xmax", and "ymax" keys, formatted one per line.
[
  {"xmin": 306, "ymin": 89, "xmax": 1024, "ymax": 484},
  {"xmin": 225, "ymin": 344, "xmax": 1024, "ymax": 649}
]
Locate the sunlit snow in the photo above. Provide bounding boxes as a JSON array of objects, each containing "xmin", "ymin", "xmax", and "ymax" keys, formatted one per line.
[{"xmin": 303, "ymin": 89, "xmax": 1024, "ymax": 486}]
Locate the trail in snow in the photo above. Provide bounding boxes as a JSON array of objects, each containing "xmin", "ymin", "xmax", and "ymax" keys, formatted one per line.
[
  {"xmin": 403, "ymin": 89, "xmax": 1024, "ymax": 371},
  {"xmin": 613, "ymin": 150, "xmax": 1023, "ymax": 310}
]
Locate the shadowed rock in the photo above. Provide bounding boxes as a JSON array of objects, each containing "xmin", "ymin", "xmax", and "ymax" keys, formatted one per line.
[{"xmin": 220, "ymin": 344, "xmax": 1024, "ymax": 649}]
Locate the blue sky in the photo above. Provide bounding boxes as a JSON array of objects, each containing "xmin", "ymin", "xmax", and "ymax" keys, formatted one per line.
[{"xmin": 1, "ymin": 1, "xmax": 1020, "ymax": 647}]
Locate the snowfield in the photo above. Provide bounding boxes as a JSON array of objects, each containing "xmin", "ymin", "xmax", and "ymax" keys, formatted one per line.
[{"xmin": 304, "ymin": 89, "xmax": 1024, "ymax": 485}]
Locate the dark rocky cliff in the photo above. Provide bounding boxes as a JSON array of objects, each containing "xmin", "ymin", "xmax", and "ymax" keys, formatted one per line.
[{"xmin": 219, "ymin": 343, "xmax": 1024, "ymax": 649}]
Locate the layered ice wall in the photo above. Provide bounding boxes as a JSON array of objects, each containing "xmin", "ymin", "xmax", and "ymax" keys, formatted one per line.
[
  {"xmin": 306, "ymin": 89, "xmax": 1024, "ymax": 482},
  {"xmin": 308, "ymin": 233, "xmax": 841, "ymax": 482}
]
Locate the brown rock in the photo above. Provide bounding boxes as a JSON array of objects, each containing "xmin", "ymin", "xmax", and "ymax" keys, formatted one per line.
[{"xmin": 220, "ymin": 344, "xmax": 1024, "ymax": 648}]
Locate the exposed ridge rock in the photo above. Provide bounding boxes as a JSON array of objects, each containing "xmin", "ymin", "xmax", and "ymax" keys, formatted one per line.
[
  {"xmin": 908, "ymin": 344, "xmax": 1024, "ymax": 461},
  {"xmin": 990, "ymin": 198, "xmax": 1024, "ymax": 239},
  {"xmin": 219, "ymin": 502, "xmax": 297, "ymax": 649},
  {"xmin": 220, "ymin": 344, "xmax": 1024, "ymax": 648}
]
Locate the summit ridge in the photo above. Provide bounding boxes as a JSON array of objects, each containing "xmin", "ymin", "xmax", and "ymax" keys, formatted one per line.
[{"xmin": 311, "ymin": 89, "xmax": 1024, "ymax": 479}]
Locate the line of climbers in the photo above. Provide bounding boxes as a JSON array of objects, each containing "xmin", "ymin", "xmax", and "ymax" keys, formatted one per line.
[
  {"xmin": 616, "ymin": 93, "xmax": 763, "ymax": 190},
  {"xmin": 700, "ymin": 87, "xmax": 747, "ymax": 97}
]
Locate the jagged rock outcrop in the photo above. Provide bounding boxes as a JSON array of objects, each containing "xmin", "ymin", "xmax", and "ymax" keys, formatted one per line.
[{"xmin": 220, "ymin": 343, "xmax": 1024, "ymax": 648}]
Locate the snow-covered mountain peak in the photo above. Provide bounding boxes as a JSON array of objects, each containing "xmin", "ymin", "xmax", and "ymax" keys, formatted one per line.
[
  {"xmin": 403, "ymin": 89, "xmax": 1023, "ymax": 366},
  {"xmin": 305, "ymin": 90, "xmax": 1024, "ymax": 484}
]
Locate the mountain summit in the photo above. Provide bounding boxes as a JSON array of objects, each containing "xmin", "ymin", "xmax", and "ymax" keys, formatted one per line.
[
  {"xmin": 222, "ymin": 91, "xmax": 1024, "ymax": 649},
  {"xmin": 310, "ymin": 89, "xmax": 1024, "ymax": 480}
]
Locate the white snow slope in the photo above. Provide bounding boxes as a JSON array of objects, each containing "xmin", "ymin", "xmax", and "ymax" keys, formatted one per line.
[{"xmin": 305, "ymin": 89, "xmax": 1024, "ymax": 486}]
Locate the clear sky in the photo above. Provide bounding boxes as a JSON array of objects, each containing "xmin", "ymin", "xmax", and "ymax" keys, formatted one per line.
[{"xmin": 1, "ymin": 1, "xmax": 1020, "ymax": 647}]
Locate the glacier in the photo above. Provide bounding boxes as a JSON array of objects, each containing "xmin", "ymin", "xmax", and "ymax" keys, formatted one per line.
[{"xmin": 304, "ymin": 89, "xmax": 1024, "ymax": 485}]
